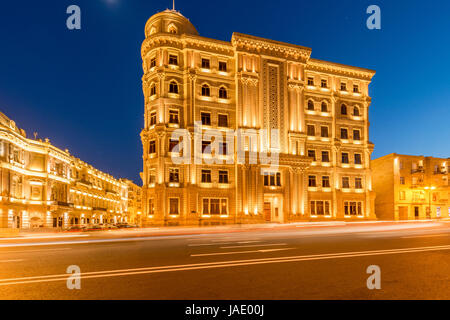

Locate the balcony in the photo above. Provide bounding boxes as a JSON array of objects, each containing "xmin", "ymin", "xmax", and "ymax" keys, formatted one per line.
[
  {"xmin": 411, "ymin": 168, "xmax": 425, "ymax": 174},
  {"xmin": 92, "ymin": 207, "xmax": 107, "ymax": 212},
  {"xmin": 57, "ymin": 201, "xmax": 74, "ymax": 208}
]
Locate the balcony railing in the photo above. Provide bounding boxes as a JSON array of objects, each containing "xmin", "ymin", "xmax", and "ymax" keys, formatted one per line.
[{"xmin": 411, "ymin": 168, "xmax": 425, "ymax": 174}]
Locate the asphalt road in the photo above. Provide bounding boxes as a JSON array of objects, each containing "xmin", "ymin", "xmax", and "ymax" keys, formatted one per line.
[{"xmin": 0, "ymin": 221, "xmax": 449, "ymax": 300}]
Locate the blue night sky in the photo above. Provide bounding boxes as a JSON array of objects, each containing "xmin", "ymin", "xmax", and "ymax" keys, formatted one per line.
[{"xmin": 0, "ymin": 0, "xmax": 449, "ymax": 184}]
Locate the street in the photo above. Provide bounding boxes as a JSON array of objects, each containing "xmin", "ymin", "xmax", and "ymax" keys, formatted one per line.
[{"xmin": 0, "ymin": 221, "xmax": 449, "ymax": 300}]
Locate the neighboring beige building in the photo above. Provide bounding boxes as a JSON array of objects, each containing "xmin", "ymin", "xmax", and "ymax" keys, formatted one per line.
[
  {"xmin": 0, "ymin": 112, "xmax": 130, "ymax": 229},
  {"xmin": 372, "ymin": 153, "xmax": 450, "ymax": 220},
  {"xmin": 141, "ymin": 9, "xmax": 377, "ymax": 226},
  {"xmin": 123, "ymin": 179, "xmax": 143, "ymax": 225}
]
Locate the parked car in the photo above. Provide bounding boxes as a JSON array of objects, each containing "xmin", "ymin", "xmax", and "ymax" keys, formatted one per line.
[{"xmin": 65, "ymin": 225, "xmax": 85, "ymax": 232}]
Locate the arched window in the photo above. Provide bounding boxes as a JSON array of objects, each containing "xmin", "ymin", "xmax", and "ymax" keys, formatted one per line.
[
  {"xmin": 353, "ymin": 106, "xmax": 360, "ymax": 116},
  {"xmin": 341, "ymin": 104, "xmax": 347, "ymax": 115},
  {"xmin": 321, "ymin": 102, "xmax": 328, "ymax": 112},
  {"xmin": 201, "ymin": 84, "xmax": 210, "ymax": 97},
  {"xmin": 219, "ymin": 87, "xmax": 227, "ymax": 99},
  {"xmin": 169, "ymin": 81, "xmax": 178, "ymax": 94},
  {"xmin": 168, "ymin": 23, "xmax": 177, "ymax": 34},
  {"xmin": 307, "ymin": 100, "xmax": 314, "ymax": 111},
  {"xmin": 150, "ymin": 83, "xmax": 156, "ymax": 96}
]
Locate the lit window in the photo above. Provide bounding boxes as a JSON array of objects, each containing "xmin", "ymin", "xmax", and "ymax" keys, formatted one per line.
[
  {"xmin": 148, "ymin": 199, "xmax": 155, "ymax": 215},
  {"xmin": 344, "ymin": 201, "xmax": 363, "ymax": 216},
  {"xmin": 169, "ymin": 168, "xmax": 179, "ymax": 183}
]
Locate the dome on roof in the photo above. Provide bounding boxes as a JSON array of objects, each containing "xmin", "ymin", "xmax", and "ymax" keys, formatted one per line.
[{"xmin": 144, "ymin": 9, "xmax": 198, "ymax": 38}]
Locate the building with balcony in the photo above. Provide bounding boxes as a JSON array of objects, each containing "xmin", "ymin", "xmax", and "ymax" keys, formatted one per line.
[
  {"xmin": 372, "ymin": 153, "xmax": 450, "ymax": 220},
  {"xmin": 141, "ymin": 9, "xmax": 377, "ymax": 226},
  {"xmin": 0, "ymin": 112, "xmax": 131, "ymax": 229}
]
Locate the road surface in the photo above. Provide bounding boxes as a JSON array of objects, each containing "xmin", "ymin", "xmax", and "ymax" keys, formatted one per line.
[{"xmin": 0, "ymin": 221, "xmax": 449, "ymax": 299}]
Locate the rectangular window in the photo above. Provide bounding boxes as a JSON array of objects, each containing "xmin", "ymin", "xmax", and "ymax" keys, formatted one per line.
[
  {"xmin": 219, "ymin": 61, "xmax": 227, "ymax": 72},
  {"xmin": 341, "ymin": 128, "xmax": 348, "ymax": 139},
  {"xmin": 263, "ymin": 172, "xmax": 281, "ymax": 187},
  {"xmin": 169, "ymin": 198, "xmax": 179, "ymax": 215},
  {"xmin": 321, "ymin": 126, "xmax": 329, "ymax": 138},
  {"xmin": 169, "ymin": 168, "xmax": 179, "ymax": 183},
  {"xmin": 321, "ymin": 79, "xmax": 327, "ymax": 88},
  {"xmin": 354, "ymin": 153, "xmax": 362, "ymax": 165},
  {"xmin": 340, "ymin": 82, "xmax": 347, "ymax": 91},
  {"xmin": 355, "ymin": 177, "xmax": 363, "ymax": 189},
  {"xmin": 342, "ymin": 177, "xmax": 350, "ymax": 189},
  {"xmin": 202, "ymin": 140, "xmax": 211, "ymax": 153},
  {"xmin": 203, "ymin": 198, "xmax": 209, "ymax": 214},
  {"xmin": 168, "ymin": 54, "xmax": 178, "ymax": 65},
  {"xmin": 168, "ymin": 138, "xmax": 178, "ymax": 153},
  {"xmin": 150, "ymin": 111, "xmax": 157, "ymax": 126},
  {"xmin": 201, "ymin": 58, "xmax": 210, "ymax": 69},
  {"xmin": 353, "ymin": 130, "xmax": 361, "ymax": 141},
  {"xmin": 201, "ymin": 112, "xmax": 211, "ymax": 126},
  {"xmin": 400, "ymin": 177, "xmax": 405, "ymax": 185},
  {"xmin": 169, "ymin": 110, "xmax": 179, "ymax": 124},
  {"xmin": 307, "ymin": 125, "xmax": 315, "ymax": 136},
  {"xmin": 307, "ymin": 77, "xmax": 314, "ymax": 86},
  {"xmin": 218, "ymin": 114, "xmax": 228, "ymax": 127},
  {"xmin": 399, "ymin": 191, "xmax": 406, "ymax": 200},
  {"xmin": 219, "ymin": 170, "xmax": 229, "ymax": 184},
  {"xmin": 353, "ymin": 84, "xmax": 359, "ymax": 93},
  {"xmin": 149, "ymin": 140, "xmax": 156, "ymax": 154},
  {"xmin": 322, "ymin": 176, "xmax": 330, "ymax": 188},
  {"xmin": 310, "ymin": 201, "xmax": 331, "ymax": 216},
  {"xmin": 342, "ymin": 153, "xmax": 349, "ymax": 164},
  {"xmin": 219, "ymin": 142, "xmax": 227, "ymax": 155},
  {"xmin": 308, "ymin": 150, "xmax": 316, "ymax": 161},
  {"xmin": 308, "ymin": 176, "xmax": 316, "ymax": 187},
  {"xmin": 150, "ymin": 57, "xmax": 156, "ymax": 68},
  {"xmin": 322, "ymin": 151, "xmax": 330, "ymax": 163},
  {"xmin": 344, "ymin": 201, "xmax": 363, "ymax": 216},
  {"xmin": 201, "ymin": 170, "xmax": 212, "ymax": 183}
]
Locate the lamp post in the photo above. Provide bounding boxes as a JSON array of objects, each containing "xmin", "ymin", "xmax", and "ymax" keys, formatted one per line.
[{"xmin": 424, "ymin": 186, "xmax": 436, "ymax": 219}]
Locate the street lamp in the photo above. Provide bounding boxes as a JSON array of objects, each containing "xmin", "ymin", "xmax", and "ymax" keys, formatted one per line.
[{"xmin": 424, "ymin": 186, "xmax": 436, "ymax": 219}]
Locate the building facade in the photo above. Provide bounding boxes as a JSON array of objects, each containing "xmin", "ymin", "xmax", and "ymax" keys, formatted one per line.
[
  {"xmin": 141, "ymin": 10, "xmax": 377, "ymax": 226},
  {"xmin": 123, "ymin": 179, "xmax": 143, "ymax": 225},
  {"xmin": 0, "ymin": 112, "xmax": 132, "ymax": 229},
  {"xmin": 372, "ymin": 153, "xmax": 450, "ymax": 220}
]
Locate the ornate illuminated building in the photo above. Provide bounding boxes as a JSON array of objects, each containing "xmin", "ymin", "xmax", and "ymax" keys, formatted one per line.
[
  {"xmin": 140, "ymin": 9, "xmax": 377, "ymax": 226},
  {"xmin": 0, "ymin": 112, "xmax": 136, "ymax": 229},
  {"xmin": 372, "ymin": 154, "xmax": 449, "ymax": 220}
]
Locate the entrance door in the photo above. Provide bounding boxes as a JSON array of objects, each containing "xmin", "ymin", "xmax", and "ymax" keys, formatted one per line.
[
  {"xmin": 264, "ymin": 202, "xmax": 271, "ymax": 222},
  {"xmin": 414, "ymin": 207, "xmax": 420, "ymax": 220}
]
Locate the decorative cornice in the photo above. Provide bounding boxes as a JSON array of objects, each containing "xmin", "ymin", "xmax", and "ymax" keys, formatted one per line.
[{"xmin": 307, "ymin": 59, "xmax": 376, "ymax": 81}]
